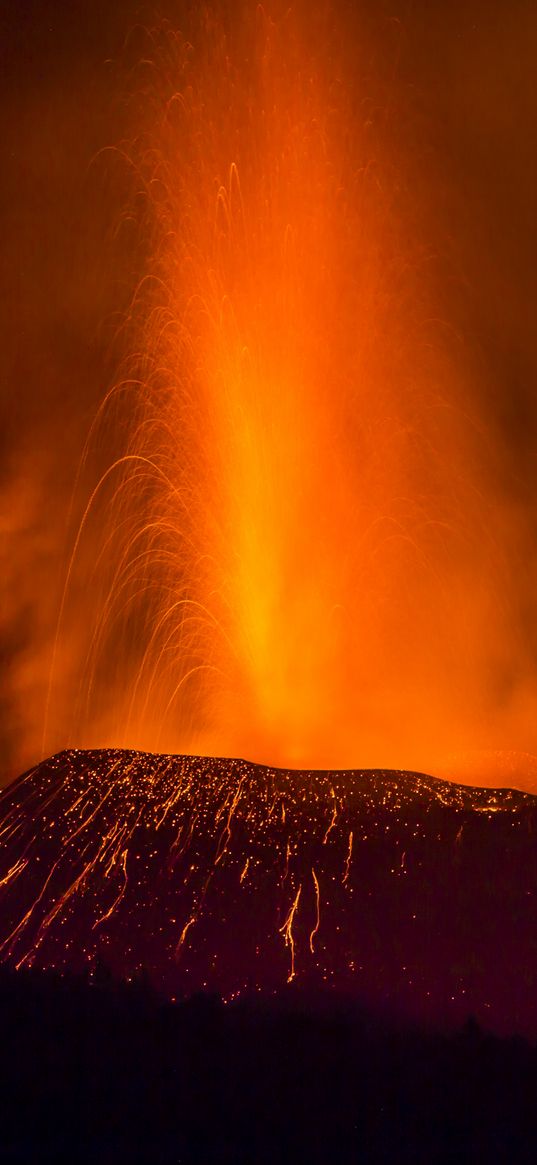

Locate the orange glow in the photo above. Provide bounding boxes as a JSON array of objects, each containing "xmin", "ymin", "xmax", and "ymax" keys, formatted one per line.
[{"xmin": 34, "ymin": 2, "xmax": 537, "ymax": 788}]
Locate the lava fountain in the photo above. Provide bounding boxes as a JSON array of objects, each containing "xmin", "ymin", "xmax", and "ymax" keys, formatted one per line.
[{"xmin": 43, "ymin": 1, "xmax": 531, "ymax": 779}]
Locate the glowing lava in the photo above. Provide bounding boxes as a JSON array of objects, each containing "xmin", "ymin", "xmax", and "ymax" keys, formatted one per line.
[
  {"xmin": 1, "ymin": 749, "xmax": 536, "ymax": 1034},
  {"xmin": 41, "ymin": 2, "xmax": 537, "ymax": 778}
]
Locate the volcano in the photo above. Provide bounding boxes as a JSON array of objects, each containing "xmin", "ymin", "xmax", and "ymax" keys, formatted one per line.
[{"xmin": 0, "ymin": 750, "xmax": 536, "ymax": 1035}]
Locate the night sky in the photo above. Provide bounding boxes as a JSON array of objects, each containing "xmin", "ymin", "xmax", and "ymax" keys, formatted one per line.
[{"xmin": 2, "ymin": 0, "xmax": 537, "ymax": 782}]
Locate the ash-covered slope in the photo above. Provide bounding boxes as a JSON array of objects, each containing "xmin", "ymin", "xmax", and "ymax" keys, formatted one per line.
[{"xmin": 0, "ymin": 750, "xmax": 536, "ymax": 1034}]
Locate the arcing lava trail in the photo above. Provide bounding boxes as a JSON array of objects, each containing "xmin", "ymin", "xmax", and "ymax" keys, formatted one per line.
[
  {"xmin": 1, "ymin": 751, "xmax": 536, "ymax": 1034},
  {"xmin": 40, "ymin": 1, "xmax": 520, "ymax": 779}
]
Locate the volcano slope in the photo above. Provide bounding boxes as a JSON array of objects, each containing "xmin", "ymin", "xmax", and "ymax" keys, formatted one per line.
[{"xmin": 0, "ymin": 750, "xmax": 535, "ymax": 1035}]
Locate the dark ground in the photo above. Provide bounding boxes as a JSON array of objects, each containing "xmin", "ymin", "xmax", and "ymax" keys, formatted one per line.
[
  {"xmin": 0, "ymin": 964, "xmax": 536, "ymax": 1165},
  {"xmin": 2, "ymin": 750, "xmax": 537, "ymax": 1038}
]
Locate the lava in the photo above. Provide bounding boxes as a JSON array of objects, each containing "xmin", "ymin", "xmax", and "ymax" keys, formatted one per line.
[
  {"xmin": 32, "ymin": 0, "xmax": 535, "ymax": 780},
  {"xmin": 1, "ymin": 749, "xmax": 536, "ymax": 1034}
]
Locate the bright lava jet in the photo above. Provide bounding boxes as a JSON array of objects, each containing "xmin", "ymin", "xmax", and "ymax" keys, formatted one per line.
[{"xmin": 37, "ymin": 1, "xmax": 537, "ymax": 782}]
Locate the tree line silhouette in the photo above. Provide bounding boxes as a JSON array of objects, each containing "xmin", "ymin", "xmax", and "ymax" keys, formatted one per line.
[{"xmin": 0, "ymin": 961, "xmax": 535, "ymax": 1163}]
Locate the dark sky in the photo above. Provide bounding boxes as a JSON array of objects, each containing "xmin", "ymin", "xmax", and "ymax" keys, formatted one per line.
[{"xmin": 1, "ymin": 0, "xmax": 537, "ymax": 782}]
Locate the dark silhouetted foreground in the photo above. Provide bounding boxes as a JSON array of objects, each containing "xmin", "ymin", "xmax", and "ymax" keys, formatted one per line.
[{"xmin": 0, "ymin": 965, "xmax": 536, "ymax": 1164}]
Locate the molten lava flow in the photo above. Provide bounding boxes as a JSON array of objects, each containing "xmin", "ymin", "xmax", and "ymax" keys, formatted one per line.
[{"xmin": 40, "ymin": 1, "xmax": 537, "ymax": 781}]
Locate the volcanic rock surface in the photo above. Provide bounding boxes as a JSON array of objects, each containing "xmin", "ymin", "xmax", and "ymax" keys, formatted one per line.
[{"xmin": 0, "ymin": 750, "xmax": 536, "ymax": 1034}]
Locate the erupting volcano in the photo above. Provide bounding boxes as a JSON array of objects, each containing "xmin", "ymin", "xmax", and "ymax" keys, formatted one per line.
[
  {"xmin": 32, "ymin": 0, "xmax": 537, "ymax": 780},
  {"xmin": 3, "ymin": 0, "xmax": 537, "ymax": 1071}
]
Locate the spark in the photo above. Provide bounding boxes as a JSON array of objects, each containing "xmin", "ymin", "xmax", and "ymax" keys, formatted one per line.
[
  {"xmin": 309, "ymin": 868, "xmax": 320, "ymax": 953},
  {"xmin": 279, "ymin": 885, "xmax": 302, "ymax": 983},
  {"xmin": 343, "ymin": 830, "xmax": 353, "ymax": 886},
  {"xmin": 281, "ymin": 838, "xmax": 292, "ymax": 887},
  {"xmin": 215, "ymin": 776, "xmax": 245, "ymax": 865},
  {"xmin": 0, "ymin": 858, "xmax": 28, "ymax": 890},
  {"xmin": 93, "ymin": 848, "xmax": 129, "ymax": 929},
  {"xmin": 177, "ymin": 913, "xmax": 197, "ymax": 955},
  {"xmin": 323, "ymin": 789, "xmax": 338, "ymax": 845}
]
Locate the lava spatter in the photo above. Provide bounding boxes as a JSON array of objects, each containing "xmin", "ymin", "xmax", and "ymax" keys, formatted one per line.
[{"xmin": 0, "ymin": 749, "xmax": 536, "ymax": 1035}]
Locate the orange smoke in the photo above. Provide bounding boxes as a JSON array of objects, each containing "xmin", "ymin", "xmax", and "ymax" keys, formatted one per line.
[{"xmin": 32, "ymin": 1, "xmax": 537, "ymax": 787}]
